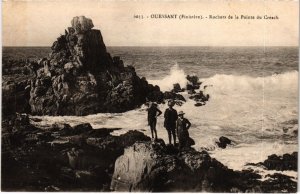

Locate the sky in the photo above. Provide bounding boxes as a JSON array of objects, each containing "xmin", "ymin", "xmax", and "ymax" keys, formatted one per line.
[{"xmin": 2, "ymin": 0, "xmax": 299, "ymax": 47}]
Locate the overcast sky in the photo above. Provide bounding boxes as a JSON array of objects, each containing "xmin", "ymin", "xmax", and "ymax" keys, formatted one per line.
[{"xmin": 3, "ymin": 0, "xmax": 299, "ymax": 46}]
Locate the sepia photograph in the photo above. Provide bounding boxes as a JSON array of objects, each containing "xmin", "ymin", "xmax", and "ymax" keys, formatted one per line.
[{"xmin": 1, "ymin": 0, "xmax": 298, "ymax": 192}]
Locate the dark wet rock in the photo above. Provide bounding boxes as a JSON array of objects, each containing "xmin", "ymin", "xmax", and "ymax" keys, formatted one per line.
[
  {"xmin": 190, "ymin": 90, "xmax": 209, "ymax": 102},
  {"xmin": 186, "ymin": 83, "xmax": 195, "ymax": 91},
  {"xmin": 85, "ymin": 128, "xmax": 121, "ymax": 138},
  {"xmin": 187, "ymin": 89, "xmax": 196, "ymax": 95},
  {"xmin": 144, "ymin": 83, "xmax": 164, "ymax": 103},
  {"xmin": 186, "ymin": 75, "xmax": 199, "ymax": 85},
  {"xmin": 189, "ymin": 90, "xmax": 210, "ymax": 107},
  {"xmin": 172, "ymin": 83, "xmax": 184, "ymax": 93},
  {"xmin": 72, "ymin": 123, "xmax": 93, "ymax": 134},
  {"xmin": 246, "ymin": 152, "xmax": 297, "ymax": 172},
  {"xmin": 164, "ymin": 91, "xmax": 186, "ymax": 102},
  {"xmin": 195, "ymin": 102, "xmax": 205, "ymax": 107},
  {"xmin": 186, "ymin": 75, "xmax": 201, "ymax": 90},
  {"xmin": 292, "ymin": 129, "xmax": 297, "ymax": 135},
  {"xmin": 51, "ymin": 123, "xmax": 73, "ymax": 132},
  {"xmin": 261, "ymin": 173, "xmax": 297, "ymax": 193},
  {"xmin": 216, "ymin": 136, "xmax": 232, "ymax": 149},
  {"xmin": 2, "ymin": 80, "xmax": 31, "ymax": 116},
  {"xmin": 118, "ymin": 130, "xmax": 151, "ymax": 147},
  {"xmin": 261, "ymin": 152, "xmax": 297, "ymax": 171},
  {"xmin": 282, "ymin": 127, "xmax": 289, "ymax": 133}
]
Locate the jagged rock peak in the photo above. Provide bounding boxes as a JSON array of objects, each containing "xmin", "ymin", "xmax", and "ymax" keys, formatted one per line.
[{"xmin": 71, "ymin": 16, "xmax": 94, "ymax": 34}]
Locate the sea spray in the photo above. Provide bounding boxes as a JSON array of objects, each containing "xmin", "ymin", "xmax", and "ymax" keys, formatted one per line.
[
  {"xmin": 148, "ymin": 63, "xmax": 188, "ymax": 92},
  {"xmin": 200, "ymin": 71, "xmax": 298, "ymax": 98}
]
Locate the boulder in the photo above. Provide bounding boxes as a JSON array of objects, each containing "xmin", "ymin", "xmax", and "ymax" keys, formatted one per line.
[
  {"xmin": 186, "ymin": 75, "xmax": 201, "ymax": 90},
  {"xmin": 164, "ymin": 91, "xmax": 186, "ymax": 102},
  {"xmin": 190, "ymin": 91, "xmax": 208, "ymax": 102},
  {"xmin": 195, "ymin": 102, "xmax": 205, "ymax": 107},
  {"xmin": 261, "ymin": 152, "xmax": 297, "ymax": 171},
  {"xmin": 172, "ymin": 83, "xmax": 183, "ymax": 93},
  {"xmin": 71, "ymin": 16, "xmax": 94, "ymax": 34},
  {"xmin": 186, "ymin": 75, "xmax": 199, "ymax": 86},
  {"xmin": 216, "ymin": 136, "xmax": 232, "ymax": 149},
  {"xmin": 110, "ymin": 141, "xmax": 179, "ymax": 192}
]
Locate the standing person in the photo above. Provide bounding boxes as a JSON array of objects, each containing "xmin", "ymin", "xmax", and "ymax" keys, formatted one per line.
[
  {"xmin": 147, "ymin": 102, "xmax": 162, "ymax": 140},
  {"xmin": 176, "ymin": 111, "xmax": 192, "ymax": 149},
  {"xmin": 164, "ymin": 100, "xmax": 178, "ymax": 145}
]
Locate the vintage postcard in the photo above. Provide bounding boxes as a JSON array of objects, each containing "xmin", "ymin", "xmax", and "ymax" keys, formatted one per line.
[{"xmin": 2, "ymin": 0, "xmax": 298, "ymax": 192}]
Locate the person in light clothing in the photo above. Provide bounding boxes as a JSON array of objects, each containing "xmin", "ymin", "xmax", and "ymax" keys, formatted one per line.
[{"xmin": 176, "ymin": 111, "xmax": 191, "ymax": 149}]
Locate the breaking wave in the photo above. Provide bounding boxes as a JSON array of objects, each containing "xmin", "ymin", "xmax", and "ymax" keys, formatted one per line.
[
  {"xmin": 201, "ymin": 70, "xmax": 298, "ymax": 98},
  {"xmin": 148, "ymin": 63, "xmax": 188, "ymax": 92}
]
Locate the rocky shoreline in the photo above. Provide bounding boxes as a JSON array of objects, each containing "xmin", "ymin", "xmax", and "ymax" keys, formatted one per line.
[{"xmin": 1, "ymin": 113, "xmax": 297, "ymax": 192}]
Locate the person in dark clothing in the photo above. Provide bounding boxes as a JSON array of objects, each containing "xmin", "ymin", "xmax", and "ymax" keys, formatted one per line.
[
  {"xmin": 176, "ymin": 111, "xmax": 192, "ymax": 149},
  {"xmin": 164, "ymin": 100, "xmax": 178, "ymax": 145},
  {"xmin": 147, "ymin": 102, "xmax": 162, "ymax": 140}
]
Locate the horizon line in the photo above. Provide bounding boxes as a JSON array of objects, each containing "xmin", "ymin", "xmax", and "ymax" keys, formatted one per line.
[{"xmin": 3, "ymin": 45, "xmax": 299, "ymax": 47}]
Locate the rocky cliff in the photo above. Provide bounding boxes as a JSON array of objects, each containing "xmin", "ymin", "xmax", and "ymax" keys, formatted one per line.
[{"xmin": 27, "ymin": 16, "xmax": 163, "ymax": 115}]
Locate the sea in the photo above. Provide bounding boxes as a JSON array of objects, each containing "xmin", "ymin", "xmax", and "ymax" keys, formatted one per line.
[{"xmin": 6, "ymin": 46, "xmax": 298, "ymax": 179}]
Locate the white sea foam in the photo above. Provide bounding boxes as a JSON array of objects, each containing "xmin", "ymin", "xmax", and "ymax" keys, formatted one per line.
[{"xmin": 148, "ymin": 63, "xmax": 188, "ymax": 92}]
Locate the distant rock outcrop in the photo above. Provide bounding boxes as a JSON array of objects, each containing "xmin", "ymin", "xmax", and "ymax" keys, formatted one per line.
[
  {"xmin": 216, "ymin": 136, "xmax": 232, "ymax": 149},
  {"xmin": 28, "ymin": 16, "xmax": 163, "ymax": 115},
  {"xmin": 248, "ymin": 152, "xmax": 298, "ymax": 171}
]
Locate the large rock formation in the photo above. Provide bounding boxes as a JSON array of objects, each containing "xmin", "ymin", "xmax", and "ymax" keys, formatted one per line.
[{"xmin": 28, "ymin": 16, "xmax": 163, "ymax": 115}]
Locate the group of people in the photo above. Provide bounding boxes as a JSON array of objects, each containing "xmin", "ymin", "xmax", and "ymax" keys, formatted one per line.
[{"xmin": 147, "ymin": 100, "xmax": 192, "ymax": 149}]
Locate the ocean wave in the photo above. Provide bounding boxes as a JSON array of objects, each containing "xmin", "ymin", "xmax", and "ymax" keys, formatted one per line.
[
  {"xmin": 148, "ymin": 62, "xmax": 188, "ymax": 92},
  {"xmin": 201, "ymin": 70, "xmax": 298, "ymax": 98}
]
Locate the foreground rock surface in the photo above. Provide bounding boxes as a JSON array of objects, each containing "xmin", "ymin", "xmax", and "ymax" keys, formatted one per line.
[
  {"xmin": 1, "ymin": 114, "xmax": 150, "ymax": 191},
  {"xmin": 111, "ymin": 141, "xmax": 297, "ymax": 192},
  {"xmin": 2, "ymin": 114, "xmax": 297, "ymax": 192}
]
